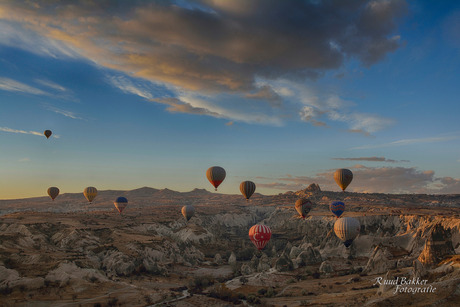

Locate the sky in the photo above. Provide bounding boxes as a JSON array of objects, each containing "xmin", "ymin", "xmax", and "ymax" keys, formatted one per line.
[{"xmin": 0, "ymin": 0, "xmax": 459, "ymax": 199}]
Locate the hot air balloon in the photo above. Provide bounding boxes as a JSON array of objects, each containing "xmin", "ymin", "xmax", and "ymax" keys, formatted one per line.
[
  {"xmin": 114, "ymin": 196, "xmax": 128, "ymax": 214},
  {"xmin": 295, "ymin": 198, "xmax": 312, "ymax": 218},
  {"xmin": 248, "ymin": 224, "xmax": 272, "ymax": 250},
  {"xmin": 334, "ymin": 168, "xmax": 353, "ymax": 191},
  {"xmin": 330, "ymin": 201, "xmax": 345, "ymax": 218},
  {"xmin": 181, "ymin": 205, "xmax": 195, "ymax": 221},
  {"xmin": 47, "ymin": 187, "xmax": 59, "ymax": 201},
  {"xmin": 334, "ymin": 217, "xmax": 360, "ymax": 247},
  {"xmin": 206, "ymin": 166, "xmax": 226, "ymax": 191},
  {"xmin": 44, "ymin": 130, "xmax": 52, "ymax": 139},
  {"xmin": 83, "ymin": 187, "xmax": 97, "ymax": 203},
  {"xmin": 240, "ymin": 181, "xmax": 256, "ymax": 201}
]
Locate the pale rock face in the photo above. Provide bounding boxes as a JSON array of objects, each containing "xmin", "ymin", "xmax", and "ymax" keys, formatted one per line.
[
  {"xmin": 257, "ymin": 253, "xmax": 271, "ymax": 272},
  {"xmin": 240, "ymin": 263, "xmax": 253, "ymax": 275},
  {"xmin": 363, "ymin": 245, "xmax": 396, "ymax": 275},
  {"xmin": 228, "ymin": 252, "xmax": 237, "ymax": 266},
  {"xmin": 214, "ymin": 253, "xmax": 223, "ymax": 265},
  {"xmin": 100, "ymin": 250, "xmax": 137, "ymax": 277},
  {"xmin": 45, "ymin": 261, "xmax": 107, "ymax": 287},
  {"xmin": 295, "ymin": 246, "xmax": 322, "ymax": 267},
  {"xmin": 319, "ymin": 261, "xmax": 334, "ymax": 274},
  {"xmin": 275, "ymin": 252, "xmax": 293, "ymax": 272}
]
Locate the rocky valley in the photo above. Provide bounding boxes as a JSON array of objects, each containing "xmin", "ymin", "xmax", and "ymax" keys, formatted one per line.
[{"xmin": 0, "ymin": 185, "xmax": 459, "ymax": 306}]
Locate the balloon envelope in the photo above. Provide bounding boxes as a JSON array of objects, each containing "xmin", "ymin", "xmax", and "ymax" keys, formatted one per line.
[
  {"xmin": 330, "ymin": 201, "xmax": 345, "ymax": 218},
  {"xmin": 248, "ymin": 224, "xmax": 272, "ymax": 250},
  {"xmin": 181, "ymin": 205, "xmax": 195, "ymax": 221},
  {"xmin": 206, "ymin": 166, "xmax": 226, "ymax": 191},
  {"xmin": 83, "ymin": 187, "xmax": 98, "ymax": 203},
  {"xmin": 240, "ymin": 181, "xmax": 256, "ymax": 200},
  {"xmin": 44, "ymin": 130, "xmax": 52, "ymax": 139},
  {"xmin": 47, "ymin": 187, "xmax": 59, "ymax": 200},
  {"xmin": 295, "ymin": 198, "xmax": 312, "ymax": 218},
  {"xmin": 334, "ymin": 169, "xmax": 353, "ymax": 191},
  {"xmin": 334, "ymin": 217, "xmax": 360, "ymax": 247},
  {"xmin": 114, "ymin": 196, "xmax": 128, "ymax": 214}
]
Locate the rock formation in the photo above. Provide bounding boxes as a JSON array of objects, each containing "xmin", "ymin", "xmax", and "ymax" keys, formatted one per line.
[{"xmin": 418, "ymin": 224, "xmax": 455, "ymax": 266}]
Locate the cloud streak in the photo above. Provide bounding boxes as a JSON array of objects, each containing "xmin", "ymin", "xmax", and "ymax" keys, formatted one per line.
[
  {"xmin": 351, "ymin": 135, "xmax": 460, "ymax": 150},
  {"xmin": 332, "ymin": 157, "xmax": 409, "ymax": 163},
  {"xmin": 0, "ymin": 77, "xmax": 47, "ymax": 96},
  {"xmin": 0, "ymin": 126, "xmax": 43, "ymax": 137}
]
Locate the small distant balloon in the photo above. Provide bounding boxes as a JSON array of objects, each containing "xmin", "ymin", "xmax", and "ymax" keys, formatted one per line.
[
  {"xmin": 248, "ymin": 224, "xmax": 272, "ymax": 250},
  {"xmin": 44, "ymin": 130, "xmax": 52, "ymax": 139},
  {"xmin": 206, "ymin": 166, "xmax": 226, "ymax": 191},
  {"xmin": 83, "ymin": 187, "xmax": 98, "ymax": 203},
  {"xmin": 47, "ymin": 187, "xmax": 59, "ymax": 201},
  {"xmin": 295, "ymin": 198, "xmax": 312, "ymax": 218},
  {"xmin": 330, "ymin": 201, "xmax": 345, "ymax": 218},
  {"xmin": 181, "ymin": 205, "xmax": 195, "ymax": 221},
  {"xmin": 114, "ymin": 196, "xmax": 128, "ymax": 214},
  {"xmin": 240, "ymin": 181, "xmax": 256, "ymax": 201},
  {"xmin": 334, "ymin": 217, "xmax": 360, "ymax": 248},
  {"xmin": 334, "ymin": 169, "xmax": 353, "ymax": 191}
]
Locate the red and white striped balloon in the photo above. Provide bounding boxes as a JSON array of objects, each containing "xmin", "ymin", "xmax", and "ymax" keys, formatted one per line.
[{"xmin": 248, "ymin": 224, "xmax": 272, "ymax": 250}]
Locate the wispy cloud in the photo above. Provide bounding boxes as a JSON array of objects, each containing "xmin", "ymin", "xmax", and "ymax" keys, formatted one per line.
[
  {"xmin": 332, "ymin": 157, "xmax": 409, "ymax": 163},
  {"xmin": 48, "ymin": 106, "xmax": 83, "ymax": 120},
  {"xmin": 0, "ymin": 126, "xmax": 43, "ymax": 136},
  {"xmin": 0, "ymin": 77, "xmax": 47, "ymax": 96},
  {"xmin": 35, "ymin": 79, "xmax": 67, "ymax": 92},
  {"xmin": 351, "ymin": 135, "xmax": 460, "ymax": 150},
  {"xmin": 108, "ymin": 75, "xmax": 157, "ymax": 100}
]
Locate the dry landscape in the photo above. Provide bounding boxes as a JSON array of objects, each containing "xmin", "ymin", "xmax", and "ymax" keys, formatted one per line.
[{"xmin": 0, "ymin": 185, "xmax": 459, "ymax": 306}]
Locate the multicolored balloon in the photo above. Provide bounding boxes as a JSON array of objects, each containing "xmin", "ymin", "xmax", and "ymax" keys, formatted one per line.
[
  {"xmin": 334, "ymin": 168, "xmax": 353, "ymax": 191},
  {"xmin": 83, "ymin": 187, "xmax": 98, "ymax": 203},
  {"xmin": 240, "ymin": 181, "xmax": 256, "ymax": 201},
  {"xmin": 181, "ymin": 205, "xmax": 195, "ymax": 221},
  {"xmin": 248, "ymin": 224, "xmax": 272, "ymax": 250},
  {"xmin": 295, "ymin": 198, "xmax": 312, "ymax": 218},
  {"xmin": 206, "ymin": 166, "xmax": 226, "ymax": 191},
  {"xmin": 330, "ymin": 201, "xmax": 345, "ymax": 218},
  {"xmin": 334, "ymin": 217, "xmax": 360, "ymax": 247},
  {"xmin": 47, "ymin": 187, "xmax": 59, "ymax": 201},
  {"xmin": 114, "ymin": 196, "xmax": 128, "ymax": 214},
  {"xmin": 44, "ymin": 130, "xmax": 52, "ymax": 139}
]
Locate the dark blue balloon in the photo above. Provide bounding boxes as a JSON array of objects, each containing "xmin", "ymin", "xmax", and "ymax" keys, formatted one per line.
[
  {"xmin": 115, "ymin": 196, "xmax": 128, "ymax": 203},
  {"xmin": 330, "ymin": 201, "xmax": 345, "ymax": 218}
]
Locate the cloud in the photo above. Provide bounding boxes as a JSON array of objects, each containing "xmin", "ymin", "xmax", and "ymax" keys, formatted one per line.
[
  {"xmin": 153, "ymin": 97, "xmax": 222, "ymax": 117},
  {"xmin": 299, "ymin": 106, "xmax": 327, "ymax": 127},
  {"xmin": 225, "ymin": 121, "xmax": 234, "ymax": 126},
  {"xmin": 328, "ymin": 110, "xmax": 394, "ymax": 134},
  {"xmin": 0, "ymin": 77, "xmax": 48, "ymax": 96},
  {"xmin": 332, "ymin": 157, "xmax": 409, "ymax": 163},
  {"xmin": 351, "ymin": 135, "xmax": 460, "ymax": 150},
  {"xmin": 0, "ymin": 1, "xmax": 407, "ymax": 127},
  {"xmin": 48, "ymin": 106, "xmax": 83, "ymax": 120},
  {"xmin": 0, "ymin": 126, "xmax": 43, "ymax": 136},
  {"xmin": 35, "ymin": 79, "xmax": 67, "ymax": 92},
  {"xmin": 256, "ymin": 165, "xmax": 459, "ymax": 194}
]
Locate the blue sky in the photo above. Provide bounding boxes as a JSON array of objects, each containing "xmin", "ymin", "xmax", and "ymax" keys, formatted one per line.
[{"xmin": 0, "ymin": 0, "xmax": 459, "ymax": 199}]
